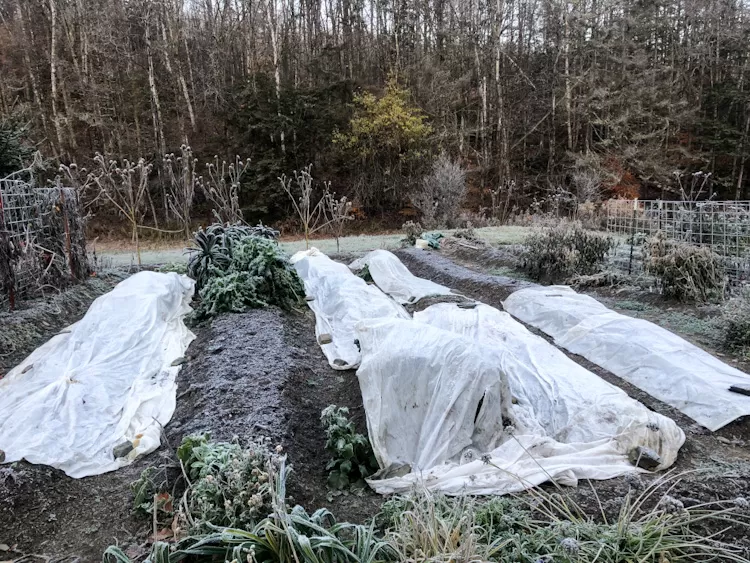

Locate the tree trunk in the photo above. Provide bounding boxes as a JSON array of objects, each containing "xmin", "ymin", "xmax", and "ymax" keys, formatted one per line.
[{"xmin": 49, "ymin": 0, "xmax": 65, "ymax": 156}]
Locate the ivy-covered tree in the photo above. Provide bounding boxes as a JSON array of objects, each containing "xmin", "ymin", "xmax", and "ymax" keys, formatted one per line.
[{"xmin": 334, "ymin": 78, "xmax": 433, "ymax": 210}]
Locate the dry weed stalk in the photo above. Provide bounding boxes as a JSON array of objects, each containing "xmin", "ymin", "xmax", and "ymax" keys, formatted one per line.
[
  {"xmin": 164, "ymin": 144, "xmax": 198, "ymax": 238},
  {"xmin": 280, "ymin": 164, "xmax": 353, "ymax": 249},
  {"xmin": 89, "ymin": 153, "xmax": 152, "ymax": 266},
  {"xmin": 199, "ymin": 155, "xmax": 249, "ymax": 224}
]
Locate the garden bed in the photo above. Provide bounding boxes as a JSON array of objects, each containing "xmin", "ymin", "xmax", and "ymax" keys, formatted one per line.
[{"xmin": 4, "ymin": 246, "xmax": 750, "ymax": 559}]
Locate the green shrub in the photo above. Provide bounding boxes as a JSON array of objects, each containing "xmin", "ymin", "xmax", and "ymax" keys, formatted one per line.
[
  {"xmin": 644, "ymin": 232, "xmax": 725, "ymax": 302},
  {"xmin": 198, "ymin": 271, "xmax": 266, "ymax": 315},
  {"xmin": 320, "ymin": 405, "xmax": 378, "ymax": 489},
  {"xmin": 0, "ymin": 116, "xmax": 35, "ymax": 177},
  {"xmin": 187, "ymin": 223, "xmax": 280, "ymax": 291},
  {"xmin": 521, "ymin": 222, "xmax": 615, "ymax": 283},
  {"xmin": 721, "ymin": 287, "xmax": 750, "ymax": 356}
]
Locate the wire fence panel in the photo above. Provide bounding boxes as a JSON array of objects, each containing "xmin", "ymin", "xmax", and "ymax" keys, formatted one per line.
[
  {"xmin": 605, "ymin": 199, "xmax": 750, "ymax": 284},
  {"xmin": 0, "ymin": 175, "xmax": 88, "ymax": 311}
]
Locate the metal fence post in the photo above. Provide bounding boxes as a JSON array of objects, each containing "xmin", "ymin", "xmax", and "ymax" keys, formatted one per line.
[
  {"xmin": 59, "ymin": 188, "xmax": 76, "ymax": 280},
  {"xmin": 628, "ymin": 198, "xmax": 637, "ymax": 275}
]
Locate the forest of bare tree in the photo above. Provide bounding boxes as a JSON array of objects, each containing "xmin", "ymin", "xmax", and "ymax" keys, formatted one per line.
[{"xmin": 1, "ymin": 0, "xmax": 750, "ymax": 226}]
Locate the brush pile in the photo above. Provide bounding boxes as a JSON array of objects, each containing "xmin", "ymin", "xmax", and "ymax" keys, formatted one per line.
[{"xmin": 644, "ymin": 231, "xmax": 725, "ymax": 301}]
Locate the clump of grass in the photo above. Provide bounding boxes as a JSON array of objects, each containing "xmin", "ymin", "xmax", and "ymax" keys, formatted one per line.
[
  {"xmin": 379, "ymin": 472, "xmax": 750, "ymax": 563},
  {"xmin": 109, "ymin": 446, "xmax": 750, "ymax": 563},
  {"xmin": 521, "ymin": 221, "xmax": 615, "ymax": 283},
  {"xmin": 614, "ymin": 299, "xmax": 654, "ymax": 312},
  {"xmin": 157, "ymin": 261, "xmax": 187, "ymax": 275},
  {"xmin": 645, "ymin": 232, "xmax": 725, "ymax": 302}
]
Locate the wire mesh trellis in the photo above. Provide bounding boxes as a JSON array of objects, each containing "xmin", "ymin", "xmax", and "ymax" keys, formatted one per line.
[
  {"xmin": 0, "ymin": 173, "xmax": 89, "ymax": 310},
  {"xmin": 605, "ymin": 199, "xmax": 750, "ymax": 283}
]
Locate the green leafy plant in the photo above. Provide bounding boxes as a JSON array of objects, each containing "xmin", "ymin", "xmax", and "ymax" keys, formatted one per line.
[
  {"xmin": 187, "ymin": 223, "xmax": 281, "ymax": 291},
  {"xmin": 320, "ymin": 405, "xmax": 378, "ymax": 490},
  {"xmin": 187, "ymin": 227, "xmax": 232, "ymax": 290},
  {"xmin": 176, "ymin": 434, "xmax": 280, "ymax": 533},
  {"xmin": 198, "ymin": 271, "xmax": 266, "ymax": 315},
  {"xmin": 521, "ymin": 221, "xmax": 615, "ymax": 283},
  {"xmin": 188, "ymin": 222, "xmax": 303, "ymax": 317},
  {"xmin": 355, "ymin": 263, "xmax": 373, "ymax": 282},
  {"xmin": 106, "ymin": 458, "xmax": 396, "ymax": 563}
]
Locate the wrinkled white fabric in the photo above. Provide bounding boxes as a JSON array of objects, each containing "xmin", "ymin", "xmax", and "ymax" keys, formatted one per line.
[
  {"xmin": 355, "ymin": 318, "xmax": 515, "ymax": 474},
  {"xmin": 504, "ymin": 285, "xmax": 750, "ymax": 431},
  {"xmin": 356, "ymin": 315, "xmax": 683, "ymax": 495},
  {"xmin": 416, "ymin": 303, "xmax": 684, "ymax": 464},
  {"xmin": 368, "ymin": 435, "xmax": 650, "ymax": 495},
  {"xmin": 349, "ymin": 249, "xmax": 453, "ymax": 303},
  {"xmin": 295, "ymin": 250, "xmax": 685, "ymax": 494},
  {"xmin": 291, "ymin": 248, "xmax": 409, "ymax": 369},
  {"xmin": 0, "ymin": 272, "xmax": 195, "ymax": 478}
]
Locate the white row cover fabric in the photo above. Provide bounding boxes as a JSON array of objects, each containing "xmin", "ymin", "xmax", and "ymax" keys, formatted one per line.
[
  {"xmin": 0, "ymin": 272, "xmax": 195, "ymax": 478},
  {"xmin": 356, "ymin": 313, "xmax": 684, "ymax": 495},
  {"xmin": 416, "ymin": 304, "xmax": 684, "ymax": 464},
  {"xmin": 349, "ymin": 249, "xmax": 453, "ymax": 304},
  {"xmin": 291, "ymin": 248, "xmax": 409, "ymax": 369},
  {"xmin": 504, "ymin": 286, "xmax": 750, "ymax": 431}
]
